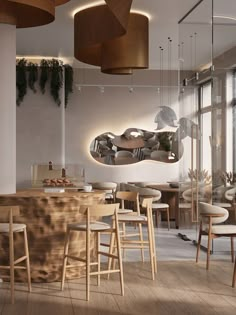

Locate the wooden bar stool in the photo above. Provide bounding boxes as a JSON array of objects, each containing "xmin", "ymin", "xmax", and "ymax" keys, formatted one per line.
[
  {"xmin": 116, "ymin": 191, "xmax": 144, "ymax": 260},
  {"xmin": 61, "ymin": 203, "xmax": 124, "ymax": 301},
  {"xmin": 109, "ymin": 198, "xmax": 157, "ymax": 280},
  {"xmin": 0, "ymin": 206, "xmax": 31, "ymax": 304}
]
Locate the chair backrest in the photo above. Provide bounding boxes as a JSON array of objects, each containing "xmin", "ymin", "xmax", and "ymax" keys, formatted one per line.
[
  {"xmin": 225, "ymin": 187, "xmax": 236, "ymax": 201},
  {"xmin": 115, "ymin": 151, "xmax": 134, "ymax": 158},
  {"xmin": 182, "ymin": 184, "xmax": 211, "ymax": 202},
  {"xmin": 199, "ymin": 202, "xmax": 229, "ymax": 224},
  {"xmin": 135, "ymin": 187, "xmax": 161, "ymax": 199},
  {"xmin": 86, "ymin": 203, "xmax": 120, "ymax": 218},
  {"xmin": 0, "ymin": 206, "xmax": 20, "ymax": 221},
  {"xmin": 116, "ymin": 191, "xmax": 140, "ymax": 214},
  {"xmin": 91, "ymin": 182, "xmax": 117, "ymax": 192}
]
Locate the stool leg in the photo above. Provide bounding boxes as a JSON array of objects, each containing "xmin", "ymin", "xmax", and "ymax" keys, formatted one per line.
[
  {"xmin": 107, "ymin": 225, "xmax": 115, "ymax": 279},
  {"xmin": 115, "ymin": 229, "xmax": 124, "ymax": 296},
  {"xmin": 150, "ymin": 217, "xmax": 157, "ymax": 274},
  {"xmin": 61, "ymin": 228, "xmax": 70, "ymax": 291},
  {"xmin": 167, "ymin": 208, "xmax": 170, "ymax": 231},
  {"xmin": 97, "ymin": 232, "xmax": 101, "ymax": 286},
  {"xmin": 138, "ymin": 223, "xmax": 144, "ymax": 262},
  {"xmin": 9, "ymin": 229, "xmax": 14, "ymax": 304},
  {"xmin": 86, "ymin": 228, "xmax": 91, "ymax": 301},
  {"xmin": 155, "ymin": 210, "xmax": 159, "ymax": 227},
  {"xmin": 23, "ymin": 228, "xmax": 31, "ymax": 292},
  {"xmin": 233, "ymin": 259, "xmax": 236, "ymax": 288},
  {"xmin": 196, "ymin": 223, "xmax": 202, "ymax": 263},
  {"xmin": 231, "ymin": 237, "xmax": 234, "ymax": 263},
  {"xmin": 147, "ymin": 220, "xmax": 155, "ymax": 280}
]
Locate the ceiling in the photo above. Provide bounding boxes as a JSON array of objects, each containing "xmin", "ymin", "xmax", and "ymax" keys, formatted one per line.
[{"xmin": 16, "ymin": 0, "xmax": 236, "ymax": 70}]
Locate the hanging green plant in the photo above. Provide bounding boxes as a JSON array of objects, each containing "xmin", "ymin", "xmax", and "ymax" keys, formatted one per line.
[
  {"xmin": 16, "ymin": 58, "xmax": 27, "ymax": 106},
  {"xmin": 39, "ymin": 59, "xmax": 50, "ymax": 94},
  {"xmin": 64, "ymin": 64, "xmax": 73, "ymax": 108},
  {"xmin": 49, "ymin": 59, "xmax": 63, "ymax": 106},
  {"xmin": 28, "ymin": 62, "xmax": 38, "ymax": 93}
]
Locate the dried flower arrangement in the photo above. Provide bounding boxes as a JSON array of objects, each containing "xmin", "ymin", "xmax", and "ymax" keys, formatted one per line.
[
  {"xmin": 188, "ymin": 169, "xmax": 212, "ymax": 185},
  {"xmin": 219, "ymin": 171, "xmax": 236, "ymax": 186}
]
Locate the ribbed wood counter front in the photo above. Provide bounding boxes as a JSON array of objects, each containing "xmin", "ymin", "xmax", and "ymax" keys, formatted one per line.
[{"xmin": 0, "ymin": 190, "xmax": 105, "ymax": 282}]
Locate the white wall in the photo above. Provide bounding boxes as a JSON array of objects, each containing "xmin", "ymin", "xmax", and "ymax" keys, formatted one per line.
[{"xmin": 16, "ymin": 68, "xmax": 181, "ymax": 187}]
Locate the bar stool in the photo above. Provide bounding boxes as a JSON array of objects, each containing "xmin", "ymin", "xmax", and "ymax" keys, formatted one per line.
[
  {"xmin": 109, "ymin": 198, "xmax": 157, "ymax": 280},
  {"xmin": 0, "ymin": 206, "xmax": 31, "ymax": 304},
  {"xmin": 61, "ymin": 203, "xmax": 124, "ymax": 301},
  {"xmin": 116, "ymin": 191, "xmax": 144, "ymax": 260}
]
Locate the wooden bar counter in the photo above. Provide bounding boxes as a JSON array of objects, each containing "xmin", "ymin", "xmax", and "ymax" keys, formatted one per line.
[{"xmin": 0, "ymin": 189, "xmax": 105, "ymax": 283}]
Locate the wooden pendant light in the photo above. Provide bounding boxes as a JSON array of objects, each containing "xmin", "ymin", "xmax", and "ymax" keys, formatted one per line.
[
  {"xmin": 74, "ymin": 0, "xmax": 149, "ymax": 75},
  {"xmin": 0, "ymin": 0, "xmax": 70, "ymax": 28}
]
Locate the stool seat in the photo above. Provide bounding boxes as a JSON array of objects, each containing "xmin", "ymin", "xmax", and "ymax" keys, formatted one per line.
[
  {"xmin": 152, "ymin": 203, "xmax": 169, "ymax": 209},
  {"xmin": 118, "ymin": 208, "xmax": 133, "ymax": 214},
  {"xmin": 179, "ymin": 203, "xmax": 192, "ymax": 209},
  {"xmin": 212, "ymin": 202, "xmax": 232, "ymax": 208},
  {"xmin": 0, "ymin": 223, "xmax": 26, "ymax": 233},
  {"xmin": 118, "ymin": 214, "xmax": 147, "ymax": 222},
  {"xmin": 68, "ymin": 221, "xmax": 111, "ymax": 231},
  {"xmin": 204, "ymin": 224, "xmax": 236, "ymax": 234}
]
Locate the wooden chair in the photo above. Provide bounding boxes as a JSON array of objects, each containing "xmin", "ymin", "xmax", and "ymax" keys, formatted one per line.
[
  {"xmin": 0, "ymin": 206, "xmax": 31, "ymax": 304},
  {"xmin": 91, "ymin": 182, "xmax": 117, "ymax": 202},
  {"xmin": 110, "ymin": 198, "xmax": 157, "ymax": 280},
  {"xmin": 134, "ymin": 187, "xmax": 170, "ymax": 230},
  {"xmin": 61, "ymin": 203, "xmax": 124, "ymax": 301},
  {"xmin": 196, "ymin": 202, "xmax": 236, "ymax": 270}
]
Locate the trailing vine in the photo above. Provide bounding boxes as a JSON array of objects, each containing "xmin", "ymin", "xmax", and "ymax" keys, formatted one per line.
[
  {"xmin": 16, "ymin": 58, "xmax": 27, "ymax": 106},
  {"xmin": 28, "ymin": 62, "xmax": 38, "ymax": 93},
  {"xmin": 49, "ymin": 59, "xmax": 63, "ymax": 106},
  {"xmin": 64, "ymin": 64, "xmax": 73, "ymax": 108},
  {"xmin": 39, "ymin": 59, "xmax": 50, "ymax": 94},
  {"xmin": 16, "ymin": 58, "xmax": 73, "ymax": 107}
]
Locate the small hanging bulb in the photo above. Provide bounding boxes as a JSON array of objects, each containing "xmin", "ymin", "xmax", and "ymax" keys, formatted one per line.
[
  {"xmin": 75, "ymin": 84, "xmax": 82, "ymax": 92},
  {"xmin": 129, "ymin": 87, "xmax": 134, "ymax": 93}
]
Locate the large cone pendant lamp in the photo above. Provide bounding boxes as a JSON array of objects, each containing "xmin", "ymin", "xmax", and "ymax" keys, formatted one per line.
[
  {"xmin": 0, "ymin": 0, "xmax": 70, "ymax": 28},
  {"xmin": 74, "ymin": 0, "xmax": 149, "ymax": 74}
]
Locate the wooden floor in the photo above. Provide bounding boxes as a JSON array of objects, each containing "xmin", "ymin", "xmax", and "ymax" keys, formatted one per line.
[{"xmin": 0, "ymin": 260, "xmax": 236, "ymax": 315}]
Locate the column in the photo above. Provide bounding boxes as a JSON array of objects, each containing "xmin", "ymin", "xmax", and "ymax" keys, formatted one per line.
[{"xmin": 0, "ymin": 24, "xmax": 16, "ymax": 194}]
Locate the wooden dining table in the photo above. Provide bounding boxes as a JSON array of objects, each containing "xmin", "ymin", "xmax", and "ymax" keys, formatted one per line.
[
  {"xmin": 112, "ymin": 135, "xmax": 145, "ymax": 149},
  {"xmin": 147, "ymin": 184, "xmax": 180, "ymax": 229}
]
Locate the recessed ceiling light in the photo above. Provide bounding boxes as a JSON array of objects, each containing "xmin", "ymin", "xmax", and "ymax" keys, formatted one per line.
[{"xmin": 71, "ymin": 1, "xmax": 105, "ymax": 16}]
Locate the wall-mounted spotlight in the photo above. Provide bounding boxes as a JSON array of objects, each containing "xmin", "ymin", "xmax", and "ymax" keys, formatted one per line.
[{"xmin": 100, "ymin": 86, "xmax": 105, "ymax": 93}]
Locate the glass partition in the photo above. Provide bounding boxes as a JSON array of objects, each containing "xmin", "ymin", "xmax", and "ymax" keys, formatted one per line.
[
  {"xmin": 212, "ymin": 0, "xmax": 236, "ymax": 224},
  {"xmin": 178, "ymin": 0, "xmax": 213, "ymax": 238}
]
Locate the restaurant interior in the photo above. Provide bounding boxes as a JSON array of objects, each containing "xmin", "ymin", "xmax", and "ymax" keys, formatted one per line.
[{"xmin": 0, "ymin": 0, "xmax": 236, "ymax": 314}]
